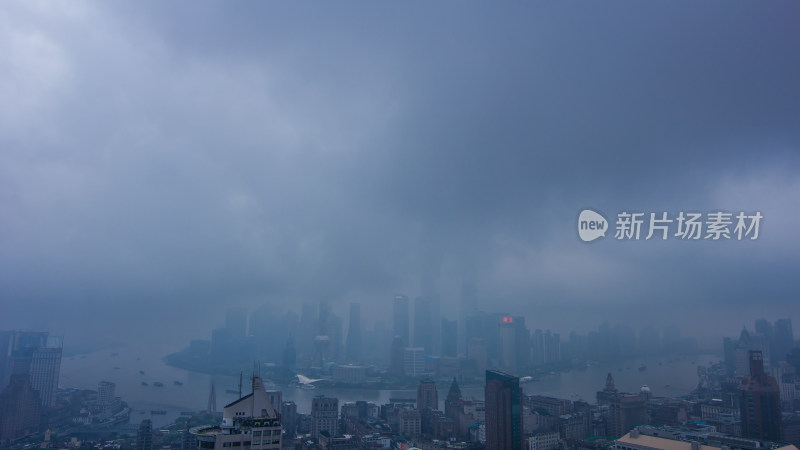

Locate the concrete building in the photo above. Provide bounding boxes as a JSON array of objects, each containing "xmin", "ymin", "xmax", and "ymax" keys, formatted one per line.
[
  {"xmin": 311, "ymin": 396, "xmax": 339, "ymax": 441},
  {"xmin": 607, "ymin": 394, "xmax": 648, "ymax": 438},
  {"xmin": 417, "ymin": 379, "xmax": 439, "ymax": 410},
  {"xmin": 526, "ymin": 431, "xmax": 560, "ymax": 450},
  {"xmin": 398, "ymin": 409, "xmax": 421, "ymax": 437},
  {"xmin": 404, "ymin": 348, "xmax": 425, "ymax": 377},
  {"xmin": 332, "ymin": 365, "xmax": 367, "ymax": 384}
]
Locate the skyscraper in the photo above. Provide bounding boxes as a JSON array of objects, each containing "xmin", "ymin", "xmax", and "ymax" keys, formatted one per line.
[
  {"xmin": 98, "ymin": 381, "xmax": 117, "ymax": 416},
  {"xmin": 393, "ymin": 295, "xmax": 410, "ymax": 347},
  {"xmin": 485, "ymin": 370, "xmax": 522, "ymax": 450},
  {"xmin": 346, "ymin": 303, "xmax": 362, "ymax": 362},
  {"xmin": 441, "ymin": 318, "xmax": 458, "ymax": 358},
  {"xmin": 403, "ymin": 347, "xmax": 425, "ymax": 377},
  {"xmin": 738, "ymin": 350, "xmax": 781, "ymax": 441},
  {"xmin": 416, "ymin": 379, "xmax": 438, "ymax": 410},
  {"xmin": 498, "ymin": 318, "xmax": 517, "ymax": 374},
  {"xmin": 773, "ymin": 318, "xmax": 794, "ymax": 364},
  {"xmin": 390, "ymin": 336, "xmax": 405, "ymax": 376},
  {"xmin": 281, "ymin": 401, "xmax": 298, "ymax": 438},
  {"xmin": 0, "ymin": 331, "xmax": 48, "ymax": 391},
  {"xmin": 467, "ymin": 338, "xmax": 488, "ymax": 375},
  {"xmin": 207, "ymin": 381, "xmax": 217, "ymax": 413},
  {"xmin": 0, "ymin": 374, "xmax": 41, "ymax": 444},
  {"xmin": 414, "ymin": 296, "xmax": 433, "ymax": 354},
  {"xmin": 29, "ymin": 337, "xmax": 62, "ymax": 408}
]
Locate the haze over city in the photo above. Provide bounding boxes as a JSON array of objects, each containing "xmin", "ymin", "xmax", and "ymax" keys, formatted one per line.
[
  {"xmin": 2, "ymin": 1, "xmax": 798, "ymax": 352},
  {"xmin": 2, "ymin": 2, "xmax": 800, "ymax": 450}
]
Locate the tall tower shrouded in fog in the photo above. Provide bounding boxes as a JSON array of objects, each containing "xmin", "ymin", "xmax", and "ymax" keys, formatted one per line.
[
  {"xmin": 414, "ymin": 296, "xmax": 433, "ymax": 354},
  {"xmin": 346, "ymin": 303, "xmax": 362, "ymax": 362},
  {"xmin": 393, "ymin": 295, "xmax": 410, "ymax": 348}
]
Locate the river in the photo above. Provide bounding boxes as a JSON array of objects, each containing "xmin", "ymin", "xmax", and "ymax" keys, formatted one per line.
[{"xmin": 60, "ymin": 343, "xmax": 716, "ymax": 428}]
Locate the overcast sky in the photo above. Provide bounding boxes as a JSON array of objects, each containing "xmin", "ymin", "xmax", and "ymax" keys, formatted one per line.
[{"xmin": 1, "ymin": 1, "xmax": 799, "ymax": 348}]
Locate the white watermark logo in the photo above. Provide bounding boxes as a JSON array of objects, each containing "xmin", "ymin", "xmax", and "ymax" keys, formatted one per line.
[
  {"xmin": 578, "ymin": 209, "xmax": 608, "ymax": 242},
  {"xmin": 578, "ymin": 210, "xmax": 762, "ymax": 242}
]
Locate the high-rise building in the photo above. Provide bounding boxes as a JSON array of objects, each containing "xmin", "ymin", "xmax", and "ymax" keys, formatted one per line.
[
  {"xmin": 393, "ymin": 295, "xmax": 410, "ymax": 347},
  {"xmin": 193, "ymin": 377, "xmax": 282, "ymax": 450},
  {"xmin": 531, "ymin": 329, "xmax": 559, "ymax": 367},
  {"xmin": 207, "ymin": 381, "xmax": 217, "ymax": 413},
  {"xmin": 416, "ymin": 379, "xmax": 438, "ymax": 410},
  {"xmin": 137, "ymin": 419, "xmax": 153, "ymax": 450},
  {"xmin": 607, "ymin": 394, "xmax": 647, "ymax": 438},
  {"xmin": 0, "ymin": 374, "xmax": 41, "ymax": 445},
  {"xmin": 311, "ymin": 396, "xmax": 339, "ymax": 440},
  {"xmin": 466, "ymin": 312, "xmax": 506, "ymax": 364},
  {"xmin": 29, "ymin": 336, "xmax": 62, "ymax": 408},
  {"xmin": 390, "ymin": 336, "xmax": 405, "ymax": 376},
  {"xmin": 404, "ymin": 348, "xmax": 425, "ymax": 377},
  {"xmin": 281, "ymin": 401, "xmax": 298, "ymax": 438},
  {"xmin": 329, "ymin": 314, "xmax": 344, "ymax": 362},
  {"xmin": 739, "ymin": 350, "xmax": 781, "ymax": 441},
  {"xmin": 441, "ymin": 319, "xmax": 458, "ymax": 358},
  {"xmin": 0, "ymin": 331, "xmax": 48, "ymax": 391},
  {"xmin": 414, "ymin": 297, "xmax": 433, "ymax": 354},
  {"xmin": 97, "ymin": 381, "xmax": 117, "ymax": 415},
  {"xmin": 485, "ymin": 370, "xmax": 522, "ymax": 450},
  {"xmin": 735, "ymin": 328, "xmax": 771, "ymax": 375},
  {"xmin": 346, "ymin": 303, "xmax": 362, "ymax": 362},
  {"xmin": 773, "ymin": 319, "xmax": 794, "ymax": 364},
  {"xmin": 468, "ymin": 338, "xmax": 488, "ymax": 375},
  {"xmin": 498, "ymin": 318, "xmax": 518, "ymax": 374},
  {"xmin": 459, "ymin": 277, "xmax": 478, "ymax": 355},
  {"xmin": 299, "ymin": 302, "xmax": 318, "ymax": 358}
]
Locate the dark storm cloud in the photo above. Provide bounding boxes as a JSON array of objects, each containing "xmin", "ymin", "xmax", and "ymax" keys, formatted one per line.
[{"xmin": 1, "ymin": 1, "xmax": 799, "ymax": 344}]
